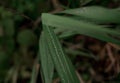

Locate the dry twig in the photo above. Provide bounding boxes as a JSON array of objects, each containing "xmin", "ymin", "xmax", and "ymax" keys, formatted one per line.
[{"xmin": 105, "ymin": 44, "xmax": 115, "ymax": 72}]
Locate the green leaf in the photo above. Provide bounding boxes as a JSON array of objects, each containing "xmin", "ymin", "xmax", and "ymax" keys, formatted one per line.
[
  {"xmin": 17, "ymin": 30, "xmax": 37, "ymax": 47},
  {"xmin": 6, "ymin": 38, "xmax": 15, "ymax": 54},
  {"xmin": 0, "ymin": 51, "xmax": 9, "ymax": 68},
  {"xmin": 58, "ymin": 30, "xmax": 78, "ymax": 39},
  {"xmin": 65, "ymin": 48, "xmax": 98, "ymax": 60},
  {"xmin": 3, "ymin": 19, "xmax": 15, "ymax": 37},
  {"xmin": 60, "ymin": 6, "xmax": 120, "ymax": 24},
  {"xmin": 39, "ymin": 32, "xmax": 54, "ymax": 83},
  {"xmin": 42, "ymin": 13, "xmax": 120, "ymax": 46},
  {"xmin": 0, "ymin": 51, "xmax": 10, "ymax": 78},
  {"xmin": 30, "ymin": 57, "xmax": 39, "ymax": 83},
  {"xmin": 41, "ymin": 23, "xmax": 80, "ymax": 83}
]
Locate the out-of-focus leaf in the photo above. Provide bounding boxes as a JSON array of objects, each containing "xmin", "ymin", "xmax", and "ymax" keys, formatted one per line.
[
  {"xmin": 80, "ymin": 0, "xmax": 93, "ymax": 6},
  {"xmin": 38, "ymin": 1, "xmax": 51, "ymax": 13},
  {"xmin": 42, "ymin": 13, "xmax": 120, "ymax": 46},
  {"xmin": 116, "ymin": 25, "xmax": 120, "ymax": 30},
  {"xmin": 65, "ymin": 48, "xmax": 98, "ymax": 60},
  {"xmin": 0, "ymin": 37, "xmax": 4, "ymax": 46},
  {"xmin": 17, "ymin": 30, "xmax": 37, "ymax": 47},
  {"xmin": 6, "ymin": 38, "xmax": 15, "ymax": 54},
  {"xmin": 30, "ymin": 57, "xmax": 39, "ymax": 83},
  {"xmin": 0, "ymin": 7, "xmax": 4, "ymax": 13},
  {"xmin": 1, "ymin": 9, "xmax": 13, "ymax": 19},
  {"xmin": 60, "ymin": 6, "xmax": 120, "ymax": 24},
  {"xmin": 0, "ymin": 51, "xmax": 10, "ymax": 79},
  {"xmin": 113, "ymin": 0, "xmax": 120, "ymax": 2},
  {"xmin": 58, "ymin": 30, "xmax": 78, "ymax": 39},
  {"xmin": 25, "ymin": 2, "xmax": 35, "ymax": 11},
  {"xmin": 0, "ymin": 51, "xmax": 9, "ymax": 68},
  {"xmin": 17, "ymin": 4, "xmax": 25, "ymax": 13},
  {"xmin": 2, "ymin": 19, "xmax": 14, "ymax": 37},
  {"xmin": 14, "ymin": 15, "xmax": 23, "ymax": 21},
  {"xmin": 81, "ymin": 73, "xmax": 90, "ymax": 81}
]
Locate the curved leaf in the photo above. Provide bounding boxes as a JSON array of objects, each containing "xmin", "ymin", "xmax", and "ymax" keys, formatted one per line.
[
  {"xmin": 60, "ymin": 6, "xmax": 120, "ymax": 24},
  {"xmin": 42, "ymin": 13, "xmax": 120, "ymax": 46}
]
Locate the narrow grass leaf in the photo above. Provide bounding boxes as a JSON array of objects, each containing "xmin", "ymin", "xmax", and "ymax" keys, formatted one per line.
[
  {"xmin": 39, "ymin": 32, "xmax": 54, "ymax": 83},
  {"xmin": 30, "ymin": 57, "xmax": 39, "ymax": 83},
  {"xmin": 58, "ymin": 30, "xmax": 77, "ymax": 39},
  {"xmin": 65, "ymin": 48, "xmax": 98, "ymax": 60},
  {"xmin": 42, "ymin": 13, "xmax": 120, "ymax": 46},
  {"xmin": 60, "ymin": 6, "xmax": 120, "ymax": 24},
  {"xmin": 42, "ymin": 24, "xmax": 80, "ymax": 83}
]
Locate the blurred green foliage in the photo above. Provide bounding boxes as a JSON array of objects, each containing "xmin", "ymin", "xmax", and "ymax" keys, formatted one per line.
[
  {"xmin": 17, "ymin": 29, "xmax": 37, "ymax": 47},
  {"xmin": 0, "ymin": 0, "xmax": 119, "ymax": 82}
]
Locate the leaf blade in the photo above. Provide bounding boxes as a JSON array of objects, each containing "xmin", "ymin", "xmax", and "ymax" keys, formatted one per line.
[
  {"xmin": 39, "ymin": 32, "xmax": 54, "ymax": 83},
  {"xmin": 60, "ymin": 6, "xmax": 120, "ymax": 24},
  {"xmin": 42, "ymin": 13, "xmax": 120, "ymax": 46},
  {"xmin": 42, "ymin": 24, "xmax": 80, "ymax": 83}
]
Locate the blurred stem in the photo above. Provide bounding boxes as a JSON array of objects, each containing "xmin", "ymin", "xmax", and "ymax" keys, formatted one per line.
[
  {"xmin": 12, "ymin": 67, "xmax": 19, "ymax": 83},
  {"xmin": 51, "ymin": 0, "xmax": 61, "ymax": 9},
  {"xmin": 30, "ymin": 55, "xmax": 39, "ymax": 83},
  {"xmin": 5, "ymin": 66, "xmax": 19, "ymax": 83},
  {"xmin": 76, "ymin": 71, "xmax": 84, "ymax": 83},
  {"xmin": 50, "ymin": 0, "xmax": 64, "ymax": 13},
  {"xmin": 5, "ymin": 67, "xmax": 14, "ymax": 83}
]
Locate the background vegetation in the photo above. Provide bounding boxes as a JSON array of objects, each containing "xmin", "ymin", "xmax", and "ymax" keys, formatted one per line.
[{"xmin": 0, "ymin": 0, "xmax": 120, "ymax": 83}]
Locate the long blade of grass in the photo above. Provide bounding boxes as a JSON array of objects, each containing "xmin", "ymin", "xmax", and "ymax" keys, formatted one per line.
[
  {"xmin": 42, "ymin": 24, "xmax": 80, "ymax": 83},
  {"xmin": 42, "ymin": 13, "xmax": 120, "ymax": 46},
  {"xmin": 60, "ymin": 6, "xmax": 120, "ymax": 24},
  {"xmin": 65, "ymin": 48, "xmax": 98, "ymax": 60},
  {"xmin": 30, "ymin": 57, "xmax": 39, "ymax": 83},
  {"xmin": 39, "ymin": 32, "xmax": 54, "ymax": 83}
]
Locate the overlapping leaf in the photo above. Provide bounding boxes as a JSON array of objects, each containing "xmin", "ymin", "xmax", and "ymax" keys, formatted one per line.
[
  {"xmin": 41, "ymin": 24, "xmax": 80, "ymax": 83},
  {"xmin": 42, "ymin": 13, "xmax": 120, "ymax": 46},
  {"xmin": 30, "ymin": 57, "xmax": 39, "ymax": 83},
  {"xmin": 38, "ymin": 7, "xmax": 120, "ymax": 83},
  {"xmin": 60, "ymin": 6, "xmax": 120, "ymax": 24},
  {"xmin": 39, "ymin": 32, "xmax": 54, "ymax": 83}
]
